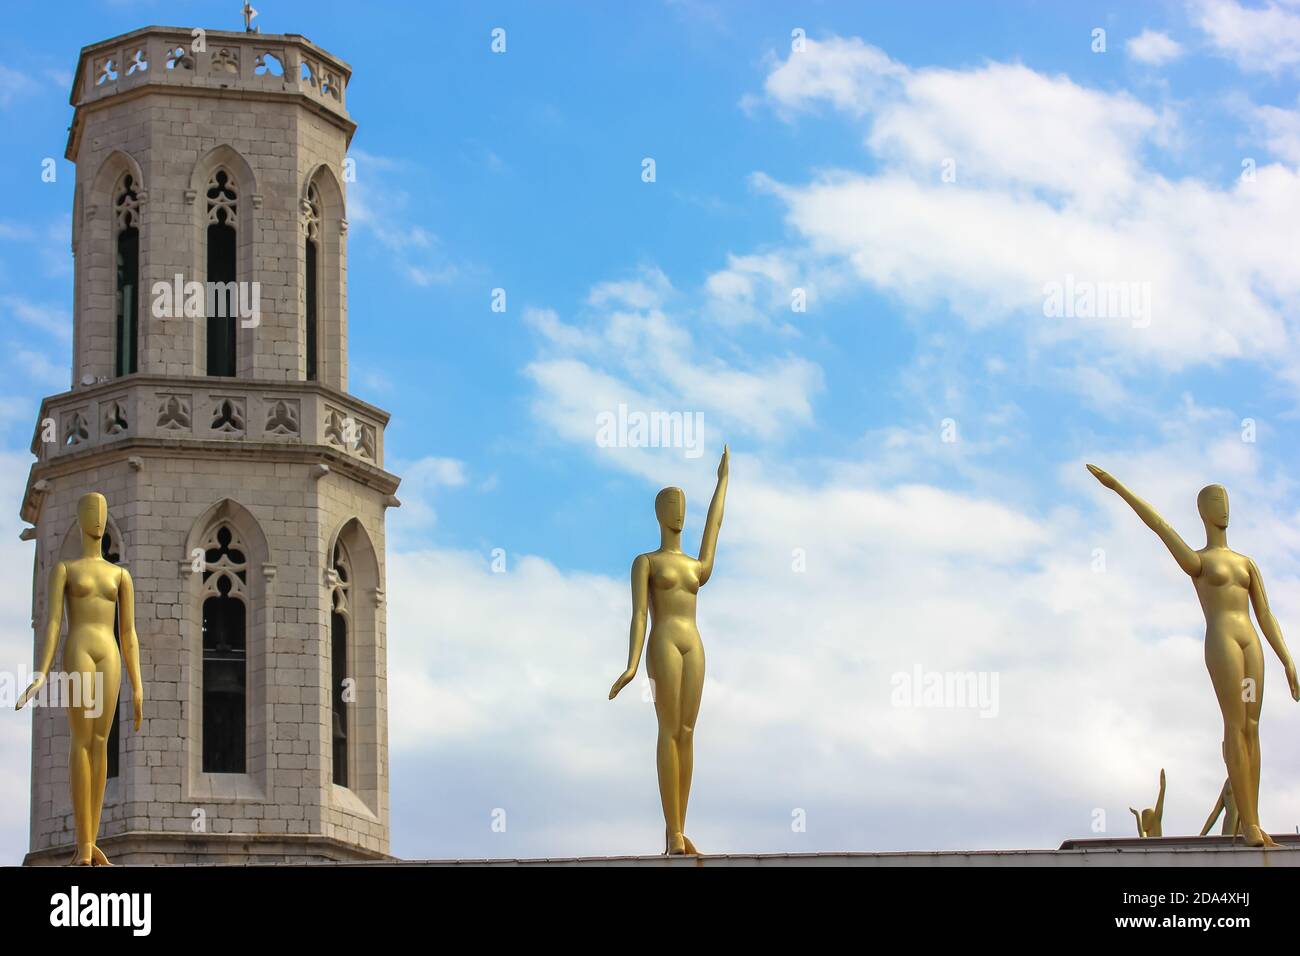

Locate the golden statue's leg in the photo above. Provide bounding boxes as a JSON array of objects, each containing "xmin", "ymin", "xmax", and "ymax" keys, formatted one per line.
[
  {"xmin": 677, "ymin": 646, "xmax": 705, "ymax": 854},
  {"xmin": 65, "ymin": 663, "xmax": 96, "ymax": 866},
  {"xmin": 1207, "ymin": 636, "xmax": 1271, "ymax": 846},
  {"xmin": 88, "ymin": 656, "xmax": 121, "ymax": 865},
  {"xmin": 1243, "ymin": 640, "xmax": 1265, "ymax": 806},
  {"xmin": 1243, "ymin": 664, "xmax": 1278, "ymax": 845},
  {"xmin": 650, "ymin": 641, "xmax": 685, "ymax": 853},
  {"xmin": 1240, "ymin": 641, "xmax": 1278, "ymax": 846}
]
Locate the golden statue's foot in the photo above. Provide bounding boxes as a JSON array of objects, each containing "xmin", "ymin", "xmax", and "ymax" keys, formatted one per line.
[
  {"xmin": 90, "ymin": 845, "xmax": 113, "ymax": 866},
  {"xmin": 682, "ymin": 835, "xmax": 700, "ymax": 855},
  {"xmin": 69, "ymin": 845, "xmax": 93, "ymax": 866},
  {"xmin": 665, "ymin": 831, "xmax": 687, "ymax": 855},
  {"xmin": 1244, "ymin": 825, "xmax": 1279, "ymax": 848}
]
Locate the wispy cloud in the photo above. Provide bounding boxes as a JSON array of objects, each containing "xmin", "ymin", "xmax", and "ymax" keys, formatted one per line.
[
  {"xmin": 1126, "ymin": 29, "xmax": 1184, "ymax": 66},
  {"xmin": 749, "ymin": 35, "xmax": 1300, "ymax": 382},
  {"xmin": 1194, "ymin": 0, "xmax": 1300, "ymax": 74},
  {"xmin": 347, "ymin": 149, "xmax": 461, "ymax": 286},
  {"xmin": 3, "ymin": 296, "xmax": 71, "ymax": 343}
]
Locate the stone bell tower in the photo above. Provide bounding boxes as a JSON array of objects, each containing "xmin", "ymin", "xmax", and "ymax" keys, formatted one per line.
[{"xmin": 20, "ymin": 22, "xmax": 399, "ymax": 864}]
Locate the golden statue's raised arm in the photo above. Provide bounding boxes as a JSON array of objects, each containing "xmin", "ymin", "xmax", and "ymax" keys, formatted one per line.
[
  {"xmin": 1087, "ymin": 464, "xmax": 1201, "ymax": 576},
  {"xmin": 697, "ymin": 444, "xmax": 728, "ymax": 585}
]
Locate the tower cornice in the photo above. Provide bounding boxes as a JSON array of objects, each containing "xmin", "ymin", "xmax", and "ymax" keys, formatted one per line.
[
  {"xmin": 22, "ymin": 374, "xmax": 399, "ymax": 526},
  {"xmin": 67, "ymin": 25, "xmax": 356, "ymax": 159}
]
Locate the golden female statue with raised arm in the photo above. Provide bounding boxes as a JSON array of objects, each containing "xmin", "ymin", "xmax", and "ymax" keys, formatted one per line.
[
  {"xmin": 610, "ymin": 446, "xmax": 728, "ymax": 855},
  {"xmin": 16, "ymin": 492, "xmax": 143, "ymax": 866},
  {"xmin": 1129, "ymin": 768, "xmax": 1165, "ymax": 837},
  {"xmin": 1088, "ymin": 466, "xmax": 1299, "ymax": 847}
]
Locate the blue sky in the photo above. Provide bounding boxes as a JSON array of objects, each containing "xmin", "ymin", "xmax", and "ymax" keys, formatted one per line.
[{"xmin": 2, "ymin": 0, "xmax": 1300, "ymax": 861}]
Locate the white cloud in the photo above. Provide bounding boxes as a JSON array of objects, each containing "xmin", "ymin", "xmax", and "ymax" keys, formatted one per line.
[
  {"xmin": 1126, "ymin": 29, "xmax": 1185, "ymax": 65},
  {"xmin": 10, "ymin": 348, "xmax": 66, "ymax": 390},
  {"xmin": 587, "ymin": 269, "xmax": 673, "ymax": 311},
  {"xmin": 1195, "ymin": 0, "xmax": 1300, "ymax": 73},
  {"xmin": 390, "ymin": 456, "xmax": 468, "ymax": 531},
  {"xmin": 347, "ymin": 150, "xmax": 460, "ymax": 286},
  {"xmin": 3, "ymin": 297, "xmax": 71, "ymax": 343},
  {"xmin": 703, "ymin": 251, "xmax": 843, "ymax": 328},
  {"xmin": 1254, "ymin": 98, "xmax": 1300, "ymax": 163},
  {"xmin": 758, "ymin": 35, "xmax": 906, "ymax": 118},
  {"xmin": 524, "ymin": 269, "xmax": 823, "ymax": 464},
  {"xmin": 0, "ymin": 65, "xmax": 40, "ymax": 109},
  {"xmin": 748, "ymin": 37, "xmax": 1300, "ymax": 381}
]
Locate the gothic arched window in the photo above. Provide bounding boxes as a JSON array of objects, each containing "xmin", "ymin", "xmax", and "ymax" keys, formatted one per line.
[
  {"xmin": 201, "ymin": 524, "xmax": 247, "ymax": 773},
  {"xmin": 113, "ymin": 175, "xmax": 140, "ymax": 377},
  {"xmin": 329, "ymin": 539, "xmax": 351, "ymax": 787},
  {"xmin": 205, "ymin": 168, "xmax": 238, "ymax": 377},
  {"xmin": 304, "ymin": 181, "xmax": 321, "ymax": 382}
]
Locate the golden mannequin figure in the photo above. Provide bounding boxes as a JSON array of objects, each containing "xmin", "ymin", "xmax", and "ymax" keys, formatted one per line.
[
  {"xmin": 16, "ymin": 493, "xmax": 142, "ymax": 865},
  {"xmin": 1129, "ymin": 768, "xmax": 1165, "ymax": 837},
  {"xmin": 1088, "ymin": 466, "xmax": 1299, "ymax": 847},
  {"xmin": 610, "ymin": 446, "xmax": 728, "ymax": 855}
]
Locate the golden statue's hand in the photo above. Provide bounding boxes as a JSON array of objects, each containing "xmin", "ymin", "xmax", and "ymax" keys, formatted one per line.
[
  {"xmin": 1286, "ymin": 659, "xmax": 1299, "ymax": 702},
  {"xmin": 609, "ymin": 669, "xmax": 636, "ymax": 700},
  {"xmin": 132, "ymin": 693, "xmax": 143, "ymax": 731},
  {"xmin": 718, "ymin": 444, "xmax": 729, "ymax": 480},
  {"xmin": 1086, "ymin": 463, "xmax": 1117, "ymax": 489},
  {"xmin": 15, "ymin": 673, "xmax": 46, "ymax": 711}
]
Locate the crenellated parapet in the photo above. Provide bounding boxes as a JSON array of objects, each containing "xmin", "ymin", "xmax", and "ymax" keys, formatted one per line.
[{"xmin": 67, "ymin": 26, "xmax": 354, "ymax": 158}]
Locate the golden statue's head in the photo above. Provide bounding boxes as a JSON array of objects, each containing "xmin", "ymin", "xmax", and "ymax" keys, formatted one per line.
[
  {"xmin": 1197, "ymin": 483, "xmax": 1229, "ymax": 530},
  {"xmin": 655, "ymin": 486, "xmax": 685, "ymax": 533},
  {"xmin": 77, "ymin": 492, "xmax": 107, "ymax": 540}
]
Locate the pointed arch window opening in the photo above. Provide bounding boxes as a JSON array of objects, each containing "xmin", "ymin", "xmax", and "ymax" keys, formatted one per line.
[
  {"xmin": 304, "ymin": 181, "xmax": 321, "ymax": 382},
  {"xmin": 205, "ymin": 169, "xmax": 238, "ymax": 377},
  {"xmin": 330, "ymin": 538, "xmax": 351, "ymax": 788},
  {"xmin": 114, "ymin": 175, "xmax": 139, "ymax": 377},
  {"xmin": 201, "ymin": 524, "xmax": 247, "ymax": 774}
]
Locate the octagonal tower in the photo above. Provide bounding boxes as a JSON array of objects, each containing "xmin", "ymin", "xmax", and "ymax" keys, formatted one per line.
[{"xmin": 20, "ymin": 24, "xmax": 399, "ymax": 864}]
